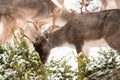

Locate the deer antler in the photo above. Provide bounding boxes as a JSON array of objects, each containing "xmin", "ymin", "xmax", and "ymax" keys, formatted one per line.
[
  {"xmin": 23, "ymin": 34, "xmax": 34, "ymax": 43},
  {"xmin": 53, "ymin": 0, "xmax": 65, "ymax": 26},
  {"xmin": 26, "ymin": 18, "xmax": 53, "ymax": 42},
  {"xmin": 27, "ymin": 18, "xmax": 52, "ymax": 30},
  {"xmin": 35, "ymin": 18, "xmax": 52, "ymax": 29},
  {"xmin": 26, "ymin": 21, "xmax": 39, "ymax": 31},
  {"xmin": 49, "ymin": 0, "xmax": 65, "ymax": 33},
  {"xmin": 48, "ymin": 7, "xmax": 62, "ymax": 33},
  {"xmin": 52, "ymin": 7, "xmax": 63, "ymax": 26},
  {"xmin": 16, "ymin": 26, "xmax": 34, "ymax": 43}
]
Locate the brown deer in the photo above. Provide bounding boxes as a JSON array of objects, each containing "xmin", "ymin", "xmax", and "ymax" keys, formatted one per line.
[
  {"xmin": 0, "ymin": 5, "xmax": 25, "ymax": 43},
  {"xmin": 0, "ymin": 0, "xmax": 56, "ymax": 19},
  {"xmin": 29, "ymin": 9, "xmax": 120, "ymax": 63},
  {"xmin": 0, "ymin": 0, "xmax": 78, "ymax": 24},
  {"xmin": 0, "ymin": 0, "xmax": 67, "ymax": 19}
]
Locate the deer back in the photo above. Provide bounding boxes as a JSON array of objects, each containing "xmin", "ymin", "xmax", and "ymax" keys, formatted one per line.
[
  {"xmin": 0, "ymin": 0, "xmax": 56, "ymax": 19},
  {"xmin": 0, "ymin": 5, "xmax": 25, "ymax": 43}
]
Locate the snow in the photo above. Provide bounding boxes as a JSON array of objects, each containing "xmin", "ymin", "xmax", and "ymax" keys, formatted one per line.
[{"xmin": 48, "ymin": 42, "xmax": 78, "ymax": 71}]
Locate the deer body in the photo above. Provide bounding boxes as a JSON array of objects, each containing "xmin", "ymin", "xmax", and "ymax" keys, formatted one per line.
[
  {"xmin": 33, "ymin": 9, "xmax": 120, "ymax": 63},
  {"xmin": 0, "ymin": 0, "xmax": 73, "ymax": 21},
  {"xmin": 0, "ymin": 0, "xmax": 56, "ymax": 19}
]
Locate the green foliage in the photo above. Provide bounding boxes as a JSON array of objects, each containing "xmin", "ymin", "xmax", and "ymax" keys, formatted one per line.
[
  {"xmin": 0, "ymin": 33, "xmax": 48, "ymax": 80},
  {"xmin": 76, "ymin": 53, "xmax": 90, "ymax": 80},
  {"xmin": 48, "ymin": 59, "xmax": 76, "ymax": 80},
  {"xmin": 0, "ymin": 32, "xmax": 120, "ymax": 80},
  {"xmin": 0, "ymin": 32, "xmax": 76, "ymax": 80},
  {"xmin": 86, "ymin": 49, "xmax": 120, "ymax": 74},
  {"xmin": 76, "ymin": 50, "xmax": 120, "ymax": 80}
]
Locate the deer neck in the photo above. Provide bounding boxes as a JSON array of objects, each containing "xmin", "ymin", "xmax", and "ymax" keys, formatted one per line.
[{"xmin": 47, "ymin": 28, "xmax": 66, "ymax": 48}]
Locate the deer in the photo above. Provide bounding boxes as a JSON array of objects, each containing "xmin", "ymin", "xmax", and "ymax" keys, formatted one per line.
[
  {"xmin": 0, "ymin": 0, "xmax": 68, "ymax": 20},
  {"xmin": 0, "ymin": 0, "xmax": 78, "ymax": 25},
  {"xmin": 0, "ymin": 5, "xmax": 26, "ymax": 43},
  {"xmin": 0, "ymin": 0, "xmax": 56, "ymax": 19},
  {"xmin": 24, "ymin": 9, "xmax": 120, "ymax": 63}
]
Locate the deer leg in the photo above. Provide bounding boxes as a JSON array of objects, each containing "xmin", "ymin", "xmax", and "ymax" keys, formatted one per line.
[
  {"xmin": 74, "ymin": 39, "xmax": 84, "ymax": 53},
  {"xmin": 80, "ymin": 6, "xmax": 84, "ymax": 14}
]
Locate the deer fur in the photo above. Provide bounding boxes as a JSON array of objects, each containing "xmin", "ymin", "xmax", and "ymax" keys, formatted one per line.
[
  {"xmin": 33, "ymin": 9, "xmax": 120, "ymax": 63},
  {"xmin": 0, "ymin": 0, "xmax": 77, "ymax": 23},
  {"xmin": 0, "ymin": 5, "xmax": 25, "ymax": 43},
  {"xmin": 0, "ymin": 0, "xmax": 56, "ymax": 19},
  {"xmin": 0, "ymin": 0, "xmax": 70, "ymax": 20}
]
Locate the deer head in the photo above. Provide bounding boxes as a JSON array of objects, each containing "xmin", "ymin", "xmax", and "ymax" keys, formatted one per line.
[
  {"xmin": 24, "ymin": 5, "xmax": 64, "ymax": 63},
  {"xmin": 33, "ymin": 34, "xmax": 50, "ymax": 63},
  {"xmin": 24, "ymin": 21, "xmax": 51, "ymax": 63}
]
